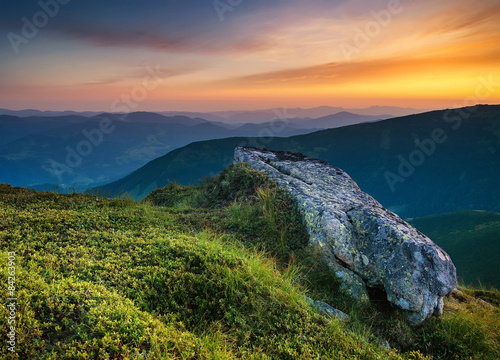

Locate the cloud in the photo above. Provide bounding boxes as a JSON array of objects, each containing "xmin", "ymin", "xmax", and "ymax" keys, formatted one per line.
[
  {"xmin": 53, "ymin": 24, "xmax": 186, "ymax": 50},
  {"xmin": 55, "ymin": 25, "xmax": 273, "ymax": 56},
  {"xmin": 219, "ymin": 0, "xmax": 500, "ymax": 89},
  {"xmin": 79, "ymin": 65, "xmax": 200, "ymax": 86},
  {"xmin": 0, "ymin": 0, "xmax": 351, "ymax": 56},
  {"xmin": 221, "ymin": 43, "xmax": 500, "ymax": 90},
  {"xmin": 422, "ymin": 0, "xmax": 500, "ymax": 37}
]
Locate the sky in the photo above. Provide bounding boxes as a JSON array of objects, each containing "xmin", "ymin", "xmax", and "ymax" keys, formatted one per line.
[{"xmin": 0, "ymin": 0, "xmax": 499, "ymax": 112}]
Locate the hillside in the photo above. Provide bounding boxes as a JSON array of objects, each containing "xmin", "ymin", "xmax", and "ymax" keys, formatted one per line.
[
  {"xmin": 1, "ymin": 164, "xmax": 499, "ymax": 359},
  {"xmin": 408, "ymin": 211, "xmax": 500, "ymax": 288},
  {"xmin": 1, "ymin": 110, "xmax": 379, "ymax": 191},
  {"xmin": 100, "ymin": 105, "xmax": 500, "ymax": 218},
  {"xmin": 0, "ymin": 113, "xmax": 235, "ymax": 190}
]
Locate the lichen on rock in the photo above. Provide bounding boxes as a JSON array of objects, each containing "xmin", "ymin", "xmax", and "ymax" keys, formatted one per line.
[{"xmin": 233, "ymin": 146, "xmax": 457, "ymax": 325}]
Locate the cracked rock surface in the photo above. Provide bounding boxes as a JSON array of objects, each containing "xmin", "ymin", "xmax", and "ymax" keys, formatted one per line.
[{"xmin": 233, "ymin": 146, "xmax": 457, "ymax": 325}]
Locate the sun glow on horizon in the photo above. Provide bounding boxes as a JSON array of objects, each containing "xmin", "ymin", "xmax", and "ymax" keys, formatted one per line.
[{"xmin": 1, "ymin": 0, "xmax": 499, "ymax": 112}]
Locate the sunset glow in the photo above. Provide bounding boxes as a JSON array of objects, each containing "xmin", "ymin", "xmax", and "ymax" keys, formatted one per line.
[{"xmin": 1, "ymin": 0, "xmax": 499, "ymax": 112}]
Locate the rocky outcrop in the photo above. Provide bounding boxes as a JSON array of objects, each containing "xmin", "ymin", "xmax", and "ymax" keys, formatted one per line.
[{"xmin": 233, "ymin": 146, "xmax": 457, "ymax": 325}]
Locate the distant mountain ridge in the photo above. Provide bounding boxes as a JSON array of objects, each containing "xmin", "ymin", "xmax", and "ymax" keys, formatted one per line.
[
  {"xmin": 207, "ymin": 106, "xmax": 419, "ymax": 123},
  {"xmin": 1, "ymin": 110, "xmax": 385, "ymax": 190},
  {"xmin": 0, "ymin": 108, "xmax": 100, "ymax": 117},
  {"xmin": 99, "ymin": 105, "xmax": 500, "ymax": 218},
  {"xmin": 0, "ymin": 104, "xmax": 424, "ymax": 123},
  {"xmin": 289, "ymin": 111, "xmax": 391, "ymax": 129},
  {"xmin": 0, "ymin": 112, "xmax": 236, "ymax": 189}
]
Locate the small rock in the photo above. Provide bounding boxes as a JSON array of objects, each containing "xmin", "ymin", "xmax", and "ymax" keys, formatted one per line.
[
  {"xmin": 304, "ymin": 296, "xmax": 350, "ymax": 321},
  {"xmin": 378, "ymin": 338, "xmax": 391, "ymax": 351},
  {"xmin": 451, "ymin": 288, "xmax": 468, "ymax": 302}
]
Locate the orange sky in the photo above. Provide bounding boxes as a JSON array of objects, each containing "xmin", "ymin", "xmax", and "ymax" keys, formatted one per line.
[{"xmin": 1, "ymin": 0, "xmax": 499, "ymax": 112}]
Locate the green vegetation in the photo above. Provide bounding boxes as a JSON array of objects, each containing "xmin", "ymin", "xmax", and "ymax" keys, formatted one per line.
[
  {"xmin": 408, "ymin": 211, "xmax": 500, "ymax": 288},
  {"xmin": 1, "ymin": 164, "xmax": 499, "ymax": 359}
]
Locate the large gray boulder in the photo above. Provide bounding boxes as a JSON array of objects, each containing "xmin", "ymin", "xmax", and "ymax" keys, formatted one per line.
[{"xmin": 233, "ymin": 146, "xmax": 457, "ymax": 325}]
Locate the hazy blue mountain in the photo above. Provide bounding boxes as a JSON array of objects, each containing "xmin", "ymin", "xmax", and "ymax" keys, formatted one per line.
[
  {"xmin": 0, "ymin": 114, "xmax": 96, "ymax": 146},
  {"xmin": 158, "ymin": 111, "xmax": 231, "ymax": 124},
  {"xmin": 230, "ymin": 122, "xmax": 320, "ymax": 137},
  {"xmin": 209, "ymin": 106, "xmax": 424, "ymax": 123},
  {"xmin": 1, "ymin": 111, "xmax": 333, "ymax": 190},
  {"xmin": 229, "ymin": 111, "xmax": 385, "ymax": 136},
  {"xmin": 1, "ymin": 109, "xmax": 395, "ymax": 190},
  {"xmin": 99, "ymin": 105, "xmax": 500, "ymax": 218},
  {"xmin": 408, "ymin": 210, "xmax": 500, "ymax": 288},
  {"xmin": 117, "ymin": 112, "xmax": 209, "ymax": 126},
  {"xmin": 0, "ymin": 108, "xmax": 100, "ymax": 117},
  {"xmin": 288, "ymin": 111, "xmax": 390, "ymax": 129},
  {"xmin": 346, "ymin": 106, "xmax": 428, "ymax": 117},
  {"xmin": 0, "ymin": 105, "xmax": 423, "ymax": 124},
  {"xmin": 222, "ymin": 112, "xmax": 388, "ymax": 136},
  {"xmin": 0, "ymin": 113, "xmax": 240, "ymax": 189},
  {"xmin": 211, "ymin": 110, "xmax": 289, "ymax": 123}
]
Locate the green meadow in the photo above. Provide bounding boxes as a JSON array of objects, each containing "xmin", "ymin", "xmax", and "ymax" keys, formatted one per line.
[{"xmin": 1, "ymin": 164, "xmax": 499, "ymax": 359}]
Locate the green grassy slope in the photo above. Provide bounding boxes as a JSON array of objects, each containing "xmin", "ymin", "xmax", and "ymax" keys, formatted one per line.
[
  {"xmin": 99, "ymin": 105, "xmax": 500, "ymax": 218},
  {"xmin": 0, "ymin": 182, "xmax": 399, "ymax": 359},
  {"xmin": 2, "ymin": 165, "xmax": 500, "ymax": 359},
  {"xmin": 407, "ymin": 211, "xmax": 500, "ymax": 288}
]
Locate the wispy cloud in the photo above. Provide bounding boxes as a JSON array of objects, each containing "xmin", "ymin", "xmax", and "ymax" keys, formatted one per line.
[
  {"xmin": 422, "ymin": 0, "xmax": 500, "ymax": 37},
  {"xmin": 225, "ymin": 48, "xmax": 500, "ymax": 88},
  {"xmin": 79, "ymin": 65, "xmax": 200, "ymax": 86}
]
